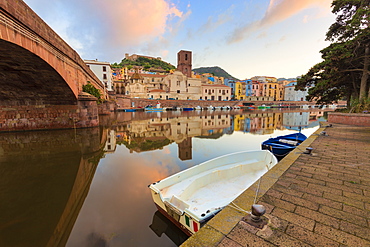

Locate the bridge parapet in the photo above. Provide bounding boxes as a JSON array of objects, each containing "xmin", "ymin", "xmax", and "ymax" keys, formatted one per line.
[{"xmin": 0, "ymin": 0, "xmax": 105, "ymax": 97}]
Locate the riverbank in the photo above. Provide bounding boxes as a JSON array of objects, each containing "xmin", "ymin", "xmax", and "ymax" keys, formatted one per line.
[
  {"xmin": 181, "ymin": 123, "xmax": 370, "ymax": 246},
  {"xmin": 115, "ymin": 97, "xmax": 345, "ymax": 112}
]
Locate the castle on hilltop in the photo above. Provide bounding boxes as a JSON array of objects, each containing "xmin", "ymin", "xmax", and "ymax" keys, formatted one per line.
[{"xmin": 125, "ymin": 53, "xmax": 162, "ymax": 61}]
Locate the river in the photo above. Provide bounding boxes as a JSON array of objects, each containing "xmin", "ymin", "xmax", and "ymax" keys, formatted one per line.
[{"xmin": 0, "ymin": 108, "xmax": 329, "ymax": 247}]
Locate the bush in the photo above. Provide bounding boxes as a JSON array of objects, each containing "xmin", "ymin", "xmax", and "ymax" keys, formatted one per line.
[
  {"xmin": 82, "ymin": 83, "xmax": 102, "ymax": 103},
  {"xmin": 349, "ymin": 98, "xmax": 370, "ymax": 113}
]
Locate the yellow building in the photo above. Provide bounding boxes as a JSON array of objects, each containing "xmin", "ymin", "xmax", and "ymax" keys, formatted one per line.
[
  {"xmin": 261, "ymin": 82, "xmax": 284, "ymax": 101},
  {"xmin": 235, "ymin": 81, "xmax": 246, "ymax": 100}
]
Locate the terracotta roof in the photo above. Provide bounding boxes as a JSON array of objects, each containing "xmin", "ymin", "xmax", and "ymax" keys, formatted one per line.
[
  {"xmin": 149, "ymin": 89, "xmax": 166, "ymax": 92},
  {"xmin": 128, "ymin": 73, "xmax": 166, "ymax": 78},
  {"xmin": 131, "ymin": 72, "xmax": 143, "ymax": 80},
  {"xmin": 201, "ymin": 84, "xmax": 231, "ymax": 88}
]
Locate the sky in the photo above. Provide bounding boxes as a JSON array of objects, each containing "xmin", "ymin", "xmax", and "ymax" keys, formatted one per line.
[{"xmin": 23, "ymin": 0, "xmax": 336, "ymax": 80}]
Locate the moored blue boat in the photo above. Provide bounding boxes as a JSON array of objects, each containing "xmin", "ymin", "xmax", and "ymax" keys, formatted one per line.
[
  {"xmin": 183, "ymin": 107, "xmax": 194, "ymax": 111},
  {"xmin": 124, "ymin": 108, "xmax": 136, "ymax": 112},
  {"xmin": 261, "ymin": 133, "xmax": 307, "ymax": 159}
]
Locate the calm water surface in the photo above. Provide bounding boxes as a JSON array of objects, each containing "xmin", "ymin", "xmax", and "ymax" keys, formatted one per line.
[{"xmin": 0, "ymin": 109, "xmax": 329, "ymax": 247}]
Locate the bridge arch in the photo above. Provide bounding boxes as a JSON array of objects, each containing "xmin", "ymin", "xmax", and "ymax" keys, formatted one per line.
[
  {"xmin": 0, "ymin": 0, "xmax": 108, "ymax": 131},
  {"xmin": 0, "ymin": 40, "xmax": 77, "ymax": 106}
]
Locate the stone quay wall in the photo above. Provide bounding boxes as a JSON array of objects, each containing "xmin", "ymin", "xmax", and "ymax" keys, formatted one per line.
[
  {"xmin": 122, "ymin": 98, "xmax": 318, "ymax": 109},
  {"xmin": 0, "ymin": 96, "xmax": 99, "ymax": 132},
  {"xmin": 328, "ymin": 112, "xmax": 370, "ymax": 126}
]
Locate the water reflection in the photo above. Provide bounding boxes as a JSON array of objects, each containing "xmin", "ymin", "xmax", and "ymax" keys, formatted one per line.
[
  {"xmin": 0, "ymin": 128, "xmax": 104, "ymax": 247},
  {"xmin": 0, "ymin": 109, "xmax": 330, "ymax": 247},
  {"xmin": 150, "ymin": 211, "xmax": 188, "ymax": 246},
  {"xmin": 66, "ymin": 109, "xmax": 328, "ymax": 247},
  {"xmin": 106, "ymin": 109, "xmax": 326, "ymax": 161}
]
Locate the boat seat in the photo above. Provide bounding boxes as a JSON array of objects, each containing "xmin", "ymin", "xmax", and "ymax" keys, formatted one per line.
[
  {"xmin": 168, "ymin": 194, "xmax": 189, "ymax": 212},
  {"xmin": 278, "ymin": 139, "xmax": 299, "ymax": 145}
]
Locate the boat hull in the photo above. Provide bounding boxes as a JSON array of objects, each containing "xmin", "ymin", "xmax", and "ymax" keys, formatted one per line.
[
  {"xmin": 261, "ymin": 133, "xmax": 307, "ymax": 158},
  {"xmin": 145, "ymin": 108, "xmax": 163, "ymax": 112},
  {"xmin": 149, "ymin": 150, "xmax": 277, "ymax": 235}
]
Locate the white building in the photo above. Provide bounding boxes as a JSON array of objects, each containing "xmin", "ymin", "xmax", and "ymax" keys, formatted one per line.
[
  {"xmin": 84, "ymin": 59, "xmax": 114, "ymax": 91},
  {"xmin": 284, "ymin": 82, "xmax": 308, "ymax": 101}
]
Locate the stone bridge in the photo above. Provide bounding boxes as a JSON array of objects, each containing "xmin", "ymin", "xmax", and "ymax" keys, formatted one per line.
[{"xmin": 0, "ymin": 0, "xmax": 107, "ymax": 131}]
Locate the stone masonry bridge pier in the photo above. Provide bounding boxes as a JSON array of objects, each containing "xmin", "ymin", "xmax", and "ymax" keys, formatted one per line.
[{"xmin": 0, "ymin": 0, "xmax": 107, "ymax": 131}]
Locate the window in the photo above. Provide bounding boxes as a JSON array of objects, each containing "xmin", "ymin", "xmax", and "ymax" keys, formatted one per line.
[
  {"xmin": 177, "ymin": 90, "xmax": 180, "ymax": 93},
  {"xmin": 103, "ymin": 66, "xmax": 107, "ymax": 72},
  {"xmin": 185, "ymin": 53, "xmax": 188, "ymax": 60}
]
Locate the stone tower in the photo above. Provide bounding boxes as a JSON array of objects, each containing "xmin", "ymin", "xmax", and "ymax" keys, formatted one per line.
[
  {"xmin": 177, "ymin": 50, "xmax": 192, "ymax": 77},
  {"xmin": 178, "ymin": 137, "xmax": 192, "ymax": 161}
]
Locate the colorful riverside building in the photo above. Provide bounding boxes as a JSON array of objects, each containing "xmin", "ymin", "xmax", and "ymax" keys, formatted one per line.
[
  {"xmin": 234, "ymin": 81, "xmax": 245, "ymax": 100},
  {"xmin": 284, "ymin": 81, "xmax": 309, "ymax": 101},
  {"xmin": 201, "ymin": 84, "xmax": 231, "ymax": 101},
  {"xmin": 224, "ymin": 79, "xmax": 236, "ymax": 99}
]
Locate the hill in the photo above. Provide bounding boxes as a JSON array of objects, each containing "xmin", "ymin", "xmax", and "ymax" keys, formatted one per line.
[
  {"xmin": 193, "ymin": 66, "xmax": 238, "ymax": 80},
  {"xmin": 112, "ymin": 57, "xmax": 176, "ymax": 72}
]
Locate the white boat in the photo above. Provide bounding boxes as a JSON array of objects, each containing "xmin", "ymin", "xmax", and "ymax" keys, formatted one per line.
[{"xmin": 148, "ymin": 150, "xmax": 278, "ymax": 236}]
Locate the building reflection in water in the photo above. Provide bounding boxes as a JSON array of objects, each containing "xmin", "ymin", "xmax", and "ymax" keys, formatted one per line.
[{"xmin": 107, "ymin": 109, "xmax": 326, "ymax": 161}]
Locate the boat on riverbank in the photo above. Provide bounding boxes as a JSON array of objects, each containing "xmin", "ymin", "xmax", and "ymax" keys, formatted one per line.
[
  {"xmin": 261, "ymin": 133, "xmax": 307, "ymax": 159},
  {"xmin": 148, "ymin": 150, "xmax": 278, "ymax": 236}
]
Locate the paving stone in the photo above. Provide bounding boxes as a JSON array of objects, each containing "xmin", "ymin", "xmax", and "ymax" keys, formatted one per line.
[
  {"xmin": 260, "ymin": 194, "xmax": 296, "ymax": 212},
  {"xmin": 319, "ymin": 205, "xmax": 368, "ymax": 227},
  {"xmin": 227, "ymin": 222, "xmax": 275, "ymax": 247},
  {"xmin": 286, "ymin": 223, "xmax": 340, "ymax": 247},
  {"xmin": 281, "ymin": 193, "xmax": 319, "ymax": 210},
  {"xmin": 261, "ymin": 229, "xmax": 312, "ymax": 247},
  {"xmin": 296, "ymin": 175, "xmax": 326, "ymax": 186},
  {"xmin": 308, "ymin": 182, "xmax": 343, "ymax": 196},
  {"xmin": 314, "ymin": 222, "xmax": 370, "ymax": 246},
  {"xmin": 295, "ymin": 206, "xmax": 340, "ymax": 228},
  {"xmin": 326, "ymin": 181, "xmax": 362, "ymax": 195},
  {"xmin": 343, "ymin": 190, "xmax": 370, "ymax": 203},
  {"xmin": 343, "ymin": 204, "xmax": 370, "ymax": 219},
  {"xmin": 323, "ymin": 192, "xmax": 364, "ymax": 209},
  {"xmin": 217, "ymin": 237, "xmax": 243, "ymax": 247},
  {"xmin": 265, "ymin": 189, "xmax": 283, "ymax": 199},
  {"xmin": 340, "ymin": 220, "xmax": 370, "ymax": 241},
  {"xmin": 302, "ymin": 193, "xmax": 343, "ymax": 210},
  {"xmin": 313, "ymin": 174, "xmax": 344, "ymax": 185},
  {"xmin": 289, "ymin": 182, "xmax": 323, "ymax": 197},
  {"xmin": 272, "ymin": 207, "xmax": 315, "ymax": 231},
  {"xmin": 273, "ymin": 183, "xmax": 304, "ymax": 198}
]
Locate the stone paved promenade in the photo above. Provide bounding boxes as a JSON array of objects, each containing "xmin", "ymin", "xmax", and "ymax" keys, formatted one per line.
[{"xmin": 181, "ymin": 123, "xmax": 370, "ymax": 246}]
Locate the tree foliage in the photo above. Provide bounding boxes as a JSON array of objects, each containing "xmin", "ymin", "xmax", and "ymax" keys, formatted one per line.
[
  {"xmin": 296, "ymin": 0, "xmax": 370, "ymax": 110},
  {"xmin": 82, "ymin": 83, "xmax": 102, "ymax": 103},
  {"xmin": 116, "ymin": 57, "xmax": 176, "ymax": 72}
]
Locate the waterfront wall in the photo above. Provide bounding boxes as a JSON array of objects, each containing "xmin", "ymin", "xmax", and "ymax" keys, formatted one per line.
[
  {"xmin": 0, "ymin": 94, "xmax": 99, "ymax": 131},
  {"xmin": 328, "ymin": 112, "xmax": 370, "ymax": 126},
  {"xmin": 126, "ymin": 98, "xmax": 317, "ymax": 109}
]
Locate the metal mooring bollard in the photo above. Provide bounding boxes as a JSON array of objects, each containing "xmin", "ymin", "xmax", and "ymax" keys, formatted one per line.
[
  {"xmin": 251, "ymin": 204, "xmax": 266, "ymax": 222},
  {"xmin": 304, "ymin": 147, "xmax": 313, "ymax": 154}
]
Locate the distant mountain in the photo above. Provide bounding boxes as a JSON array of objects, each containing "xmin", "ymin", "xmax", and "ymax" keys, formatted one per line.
[{"xmin": 193, "ymin": 66, "xmax": 239, "ymax": 80}]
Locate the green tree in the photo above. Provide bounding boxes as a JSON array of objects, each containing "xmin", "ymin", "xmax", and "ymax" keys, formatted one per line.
[
  {"xmin": 297, "ymin": 0, "xmax": 370, "ymax": 109},
  {"xmin": 82, "ymin": 83, "xmax": 102, "ymax": 103}
]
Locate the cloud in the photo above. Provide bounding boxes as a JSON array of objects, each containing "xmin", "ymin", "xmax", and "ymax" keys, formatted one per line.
[
  {"xmin": 197, "ymin": 5, "xmax": 234, "ymax": 34},
  {"xmin": 227, "ymin": 0, "xmax": 332, "ymax": 44},
  {"xmin": 24, "ymin": 0, "xmax": 184, "ymax": 61}
]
